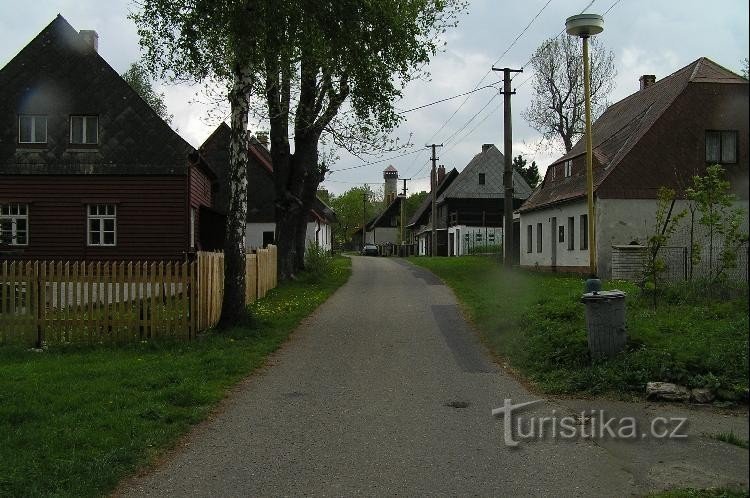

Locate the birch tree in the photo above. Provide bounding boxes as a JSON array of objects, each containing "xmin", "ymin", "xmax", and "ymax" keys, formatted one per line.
[
  {"xmin": 131, "ymin": 1, "xmax": 262, "ymax": 327},
  {"xmin": 522, "ymin": 36, "xmax": 615, "ymax": 152}
]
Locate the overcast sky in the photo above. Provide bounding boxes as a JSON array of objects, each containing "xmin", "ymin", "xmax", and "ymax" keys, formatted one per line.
[{"xmin": 1, "ymin": 0, "xmax": 747, "ymax": 195}]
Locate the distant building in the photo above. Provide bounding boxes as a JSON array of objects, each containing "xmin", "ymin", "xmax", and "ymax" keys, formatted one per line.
[{"xmin": 383, "ymin": 165, "xmax": 399, "ymax": 204}]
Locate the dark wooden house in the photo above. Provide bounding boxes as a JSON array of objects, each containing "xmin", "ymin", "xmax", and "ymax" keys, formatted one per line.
[
  {"xmin": 0, "ymin": 16, "xmax": 216, "ymax": 261},
  {"xmin": 200, "ymin": 123, "xmax": 337, "ymax": 250}
]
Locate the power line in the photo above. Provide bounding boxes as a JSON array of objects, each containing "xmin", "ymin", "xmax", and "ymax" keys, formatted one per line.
[
  {"xmin": 396, "ymin": 84, "xmax": 500, "ymax": 114},
  {"xmin": 327, "ymin": 148, "xmax": 424, "ymax": 173},
  {"xmin": 422, "ymin": 0, "xmax": 557, "ymax": 145}
]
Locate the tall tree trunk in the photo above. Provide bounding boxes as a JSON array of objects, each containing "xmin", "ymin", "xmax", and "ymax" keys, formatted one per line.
[{"xmin": 218, "ymin": 65, "xmax": 252, "ymax": 329}]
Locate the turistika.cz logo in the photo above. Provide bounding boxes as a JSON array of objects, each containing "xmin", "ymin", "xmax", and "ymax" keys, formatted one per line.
[{"xmin": 491, "ymin": 399, "xmax": 688, "ymax": 447}]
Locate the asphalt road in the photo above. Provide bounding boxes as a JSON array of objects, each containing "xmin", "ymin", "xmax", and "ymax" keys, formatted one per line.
[{"xmin": 119, "ymin": 256, "xmax": 747, "ymax": 497}]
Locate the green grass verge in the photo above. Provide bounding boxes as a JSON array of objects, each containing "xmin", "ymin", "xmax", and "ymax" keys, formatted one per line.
[
  {"xmin": 650, "ymin": 488, "xmax": 749, "ymax": 498},
  {"xmin": 408, "ymin": 256, "xmax": 748, "ymax": 398},
  {"xmin": 0, "ymin": 256, "xmax": 351, "ymax": 497},
  {"xmin": 712, "ymin": 431, "xmax": 750, "ymax": 449}
]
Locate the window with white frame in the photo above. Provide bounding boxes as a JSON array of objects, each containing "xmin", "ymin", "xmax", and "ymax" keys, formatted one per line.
[
  {"xmin": 70, "ymin": 115, "xmax": 99, "ymax": 145},
  {"xmin": 87, "ymin": 204, "xmax": 116, "ymax": 246},
  {"xmin": 550, "ymin": 165, "xmax": 556, "ymax": 180},
  {"xmin": 18, "ymin": 115, "xmax": 47, "ymax": 144},
  {"xmin": 705, "ymin": 130, "xmax": 737, "ymax": 164},
  {"xmin": 564, "ymin": 160, "xmax": 572, "ymax": 177},
  {"xmin": 0, "ymin": 203, "xmax": 29, "ymax": 246}
]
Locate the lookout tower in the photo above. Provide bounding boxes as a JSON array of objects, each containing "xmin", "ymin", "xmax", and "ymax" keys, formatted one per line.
[{"xmin": 384, "ymin": 165, "xmax": 398, "ymax": 204}]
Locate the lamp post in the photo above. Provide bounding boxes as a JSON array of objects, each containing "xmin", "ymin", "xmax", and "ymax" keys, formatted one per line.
[{"xmin": 566, "ymin": 13, "xmax": 603, "ymax": 289}]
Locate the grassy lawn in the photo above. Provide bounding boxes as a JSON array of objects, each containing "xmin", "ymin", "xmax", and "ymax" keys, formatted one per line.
[
  {"xmin": 0, "ymin": 256, "xmax": 351, "ymax": 497},
  {"xmin": 408, "ymin": 256, "xmax": 748, "ymax": 399},
  {"xmin": 650, "ymin": 488, "xmax": 749, "ymax": 498}
]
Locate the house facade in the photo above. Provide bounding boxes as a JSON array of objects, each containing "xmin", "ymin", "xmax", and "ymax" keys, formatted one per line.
[
  {"xmin": 200, "ymin": 124, "xmax": 336, "ymax": 251},
  {"xmin": 0, "ymin": 16, "xmax": 215, "ymax": 261},
  {"xmin": 519, "ymin": 58, "xmax": 749, "ymax": 278},
  {"xmin": 408, "ymin": 166, "xmax": 459, "ymax": 256},
  {"xmin": 439, "ymin": 144, "xmax": 532, "ymax": 257}
]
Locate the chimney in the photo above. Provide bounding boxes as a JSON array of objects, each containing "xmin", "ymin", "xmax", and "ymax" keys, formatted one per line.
[
  {"xmin": 79, "ymin": 30, "xmax": 99, "ymax": 52},
  {"xmin": 639, "ymin": 74, "xmax": 656, "ymax": 90},
  {"xmin": 437, "ymin": 164, "xmax": 446, "ymax": 184},
  {"xmin": 482, "ymin": 144, "xmax": 493, "ymax": 153}
]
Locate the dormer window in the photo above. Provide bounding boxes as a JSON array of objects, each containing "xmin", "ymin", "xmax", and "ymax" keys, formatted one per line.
[
  {"xmin": 564, "ymin": 160, "xmax": 572, "ymax": 177},
  {"xmin": 478, "ymin": 173, "xmax": 485, "ymax": 185},
  {"xmin": 19, "ymin": 115, "xmax": 47, "ymax": 143},
  {"xmin": 70, "ymin": 115, "xmax": 98, "ymax": 145}
]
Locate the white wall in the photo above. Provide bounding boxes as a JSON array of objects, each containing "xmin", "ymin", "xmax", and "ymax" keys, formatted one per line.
[
  {"xmin": 305, "ymin": 221, "xmax": 332, "ymax": 252},
  {"xmin": 519, "ymin": 199, "xmax": 590, "ymax": 270},
  {"xmin": 448, "ymin": 225, "xmax": 502, "ymax": 256},
  {"xmin": 248, "ymin": 221, "xmax": 333, "ymax": 252},
  {"xmin": 246, "ymin": 222, "xmax": 277, "ymax": 250},
  {"xmin": 521, "ymin": 198, "xmax": 749, "ymax": 278},
  {"xmin": 366, "ymin": 227, "xmax": 398, "ymax": 245}
]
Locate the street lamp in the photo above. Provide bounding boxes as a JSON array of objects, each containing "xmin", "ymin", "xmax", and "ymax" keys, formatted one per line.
[{"xmin": 566, "ymin": 13, "xmax": 603, "ymax": 289}]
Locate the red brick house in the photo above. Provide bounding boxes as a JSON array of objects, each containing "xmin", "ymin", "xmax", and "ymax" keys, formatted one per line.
[
  {"xmin": 518, "ymin": 58, "xmax": 749, "ymax": 278},
  {"xmin": 0, "ymin": 16, "xmax": 216, "ymax": 261}
]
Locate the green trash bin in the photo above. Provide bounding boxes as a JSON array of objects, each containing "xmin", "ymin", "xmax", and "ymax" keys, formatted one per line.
[{"xmin": 580, "ymin": 290, "xmax": 627, "ymax": 357}]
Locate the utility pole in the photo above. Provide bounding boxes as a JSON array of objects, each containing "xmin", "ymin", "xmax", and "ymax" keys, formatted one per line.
[
  {"xmin": 427, "ymin": 144, "xmax": 442, "ymax": 257},
  {"xmin": 362, "ymin": 184, "xmax": 368, "ymax": 249},
  {"xmin": 492, "ymin": 66, "xmax": 522, "ymax": 268},
  {"xmin": 399, "ymin": 178, "xmax": 409, "ymax": 247}
]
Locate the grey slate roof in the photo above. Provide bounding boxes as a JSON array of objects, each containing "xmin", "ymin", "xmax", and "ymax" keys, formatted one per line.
[
  {"xmin": 438, "ymin": 145, "xmax": 532, "ymax": 202},
  {"xmin": 406, "ymin": 168, "xmax": 459, "ymax": 227},
  {"xmin": 0, "ymin": 15, "xmax": 195, "ymax": 175}
]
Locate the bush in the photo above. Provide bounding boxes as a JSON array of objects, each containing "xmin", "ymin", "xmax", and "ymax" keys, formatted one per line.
[{"xmin": 304, "ymin": 243, "xmax": 333, "ymax": 283}]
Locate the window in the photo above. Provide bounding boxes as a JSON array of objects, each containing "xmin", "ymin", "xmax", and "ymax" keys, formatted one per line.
[
  {"xmin": 567, "ymin": 217, "xmax": 574, "ymax": 250},
  {"xmin": 558, "ymin": 225, "xmax": 564, "ymax": 243},
  {"xmin": 478, "ymin": 173, "xmax": 486, "ymax": 185},
  {"xmin": 18, "ymin": 115, "xmax": 47, "ymax": 143},
  {"xmin": 705, "ymin": 131, "xmax": 737, "ymax": 164},
  {"xmin": 564, "ymin": 160, "xmax": 572, "ymax": 177},
  {"xmin": 190, "ymin": 207, "xmax": 196, "ymax": 249},
  {"xmin": 0, "ymin": 203, "xmax": 29, "ymax": 246},
  {"xmin": 70, "ymin": 115, "xmax": 99, "ymax": 144},
  {"xmin": 87, "ymin": 204, "xmax": 116, "ymax": 246},
  {"xmin": 550, "ymin": 165, "xmax": 556, "ymax": 181},
  {"xmin": 526, "ymin": 225, "xmax": 532, "ymax": 253},
  {"xmin": 262, "ymin": 231, "xmax": 275, "ymax": 247},
  {"xmin": 536, "ymin": 222, "xmax": 542, "ymax": 253},
  {"xmin": 580, "ymin": 214, "xmax": 588, "ymax": 250}
]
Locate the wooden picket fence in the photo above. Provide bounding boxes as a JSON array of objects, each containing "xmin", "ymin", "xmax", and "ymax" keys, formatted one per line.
[
  {"xmin": 0, "ymin": 245, "xmax": 278, "ymax": 346},
  {"xmin": 194, "ymin": 245, "xmax": 278, "ymax": 331}
]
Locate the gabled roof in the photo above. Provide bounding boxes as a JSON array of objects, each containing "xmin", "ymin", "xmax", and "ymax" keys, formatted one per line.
[
  {"xmin": 0, "ymin": 15, "xmax": 195, "ymax": 175},
  {"xmin": 519, "ymin": 57, "xmax": 748, "ymax": 213},
  {"xmin": 200, "ymin": 123, "xmax": 336, "ymax": 222},
  {"xmin": 368, "ymin": 195, "xmax": 403, "ymax": 229},
  {"xmin": 384, "ymin": 165, "xmax": 397, "ymax": 172},
  {"xmin": 438, "ymin": 145, "xmax": 532, "ymax": 202},
  {"xmin": 406, "ymin": 168, "xmax": 459, "ymax": 227}
]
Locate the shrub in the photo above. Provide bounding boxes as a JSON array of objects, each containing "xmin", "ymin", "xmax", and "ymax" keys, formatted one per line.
[{"xmin": 304, "ymin": 243, "xmax": 333, "ymax": 283}]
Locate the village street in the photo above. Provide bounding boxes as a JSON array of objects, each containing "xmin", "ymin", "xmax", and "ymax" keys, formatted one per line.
[{"xmin": 119, "ymin": 256, "xmax": 748, "ymax": 497}]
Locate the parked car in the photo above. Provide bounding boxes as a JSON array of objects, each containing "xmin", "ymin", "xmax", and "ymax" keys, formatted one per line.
[{"xmin": 361, "ymin": 244, "xmax": 379, "ymax": 256}]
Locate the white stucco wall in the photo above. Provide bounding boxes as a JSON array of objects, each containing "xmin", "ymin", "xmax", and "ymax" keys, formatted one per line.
[
  {"xmin": 366, "ymin": 227, "xmax": 398, "ymax": 245},
  {"xmin": 246, "ymin": 222, "xmax": 277, "ymax": 250},
  {"xmin": 448, "ymin": 225, "xmax": 502, "ymax": 256},
  {"xmin": 248, "ymin": 221, "xmax": 333, "ymax": 252},
  {"xmin": 305, "ymin": 221, "xmax": 332, "ymax": 252},
  {"xmin": 520, "ymin": 199, "xmax": 590, "ymax": 270},
  {"xmin": 521, "ymin": 198, "xmax": 749, "ymax": 278}
]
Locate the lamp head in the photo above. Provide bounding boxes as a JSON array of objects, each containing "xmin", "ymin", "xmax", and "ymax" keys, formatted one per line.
[{"xmin": 565, "ymin": 14, "xmax": 604, "ymax": 38}]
